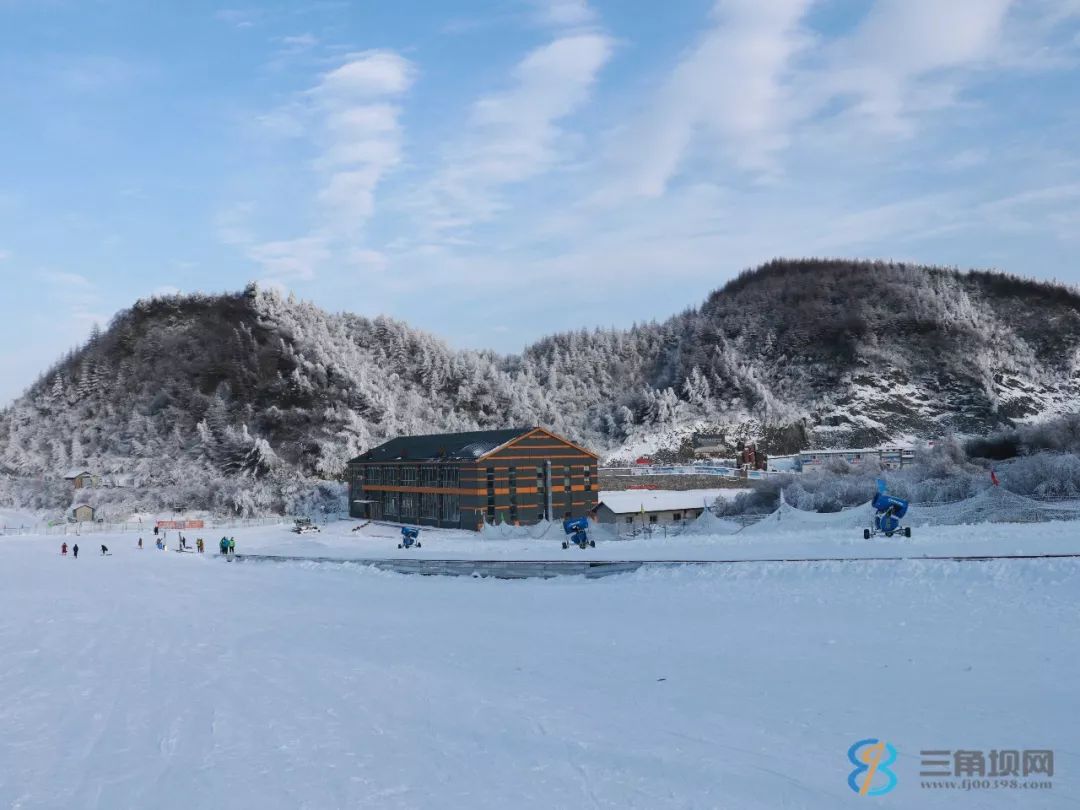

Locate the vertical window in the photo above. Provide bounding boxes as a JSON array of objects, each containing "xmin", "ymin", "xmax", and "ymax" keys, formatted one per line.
[
  {"xmin": 563, "ymin": 466, "xmax": 571, "ymax": 492},
  {"xmin": 584, "ymin": 464, "xmax": 592, "ymax": 492},
  {"xmin": 421, "ymin": 492, "xmax": 437, "ymax": 519},
  {"xmin": 508, "ymin": 466, "xmax": 517, "ymax": 514}
]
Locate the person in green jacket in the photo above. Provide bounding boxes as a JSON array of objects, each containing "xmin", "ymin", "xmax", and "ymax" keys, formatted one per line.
[{"xmin": 227, "ymin": 537, "xmax": 236, "ymax": 559}]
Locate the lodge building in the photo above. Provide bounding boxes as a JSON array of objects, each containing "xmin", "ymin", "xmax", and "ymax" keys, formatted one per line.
[{"xmin": 346, "ymin": 427, "xmax": 600, "ymax": 530}]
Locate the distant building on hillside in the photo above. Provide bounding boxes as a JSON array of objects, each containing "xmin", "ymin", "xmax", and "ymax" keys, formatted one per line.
[
  {"xmin": 346, "ymin": 427, "xmax": 599, "ymax": 530},
  {"xmin": 596, "ymin": 490, "xmax": 713, "ymax": 531},
  {"xmin": 63, "ymin": 469, "xmax": 99, "ymax": 490},
  {"xmin": 797, "ymin": 446, "xmax": 915, "ymax": 471},
  {"xmin": 767, "ymin": 454, "xmax": 799, "ymax": 473},
  {"xmin": 71, "ymin": 504, "xmax": 96, "ymax": 523},
  {"xmin": 692, "ymin": 434, "xmax": 729, "ymax": 459}
]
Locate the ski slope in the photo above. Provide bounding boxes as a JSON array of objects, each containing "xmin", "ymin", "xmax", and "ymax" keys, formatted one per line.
[{"xmin": 0, "ymin": 521, "xmax": 1078, "ymax": 808}]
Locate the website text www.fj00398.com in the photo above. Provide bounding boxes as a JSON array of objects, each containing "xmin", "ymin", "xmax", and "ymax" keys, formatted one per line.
[{"xmin": 921, "ymin": 778, "xmax": 1053, "ymax": 791}]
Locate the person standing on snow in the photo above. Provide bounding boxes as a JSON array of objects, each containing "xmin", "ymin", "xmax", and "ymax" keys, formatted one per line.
[
  {"xmin": 100, "ymin": 544, "xmax": 109, "ymax": 556},
  {"xmin": 72, "ymin": 544, "xmax": 79, "ymax": 559},
  {"xmin": 227, "ymin": 537, "xmax": 236, "ymax": 560},
  {"xmin": 138, "ymin": 537, "xmax": 143, "ymax": 550},
  {"xmin": 61, "ymin": 542, "xmax": 68, "ymax": 556},
  {"xmin": 219, "ymin": 537, "xmax": 228, "ymax": 555}
]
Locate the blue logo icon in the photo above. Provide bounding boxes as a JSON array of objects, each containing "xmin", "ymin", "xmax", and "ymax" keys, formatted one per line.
[{"xmin": 848, "ymin": 738, "xmax": 898, "ymax": 796}]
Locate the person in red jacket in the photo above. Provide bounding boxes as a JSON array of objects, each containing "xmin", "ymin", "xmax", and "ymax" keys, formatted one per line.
[{"xmin": 61, "ymin": 542, "xmax": 68, "ymax": 556}]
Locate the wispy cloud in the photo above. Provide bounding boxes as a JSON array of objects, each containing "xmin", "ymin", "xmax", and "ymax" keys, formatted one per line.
[
  {"xmin": 38, "ymin": 270, "xmax": 107, "ymax": 328},
  {"xmin": 414, "ymin": 31, "xmax": 613, "ymax": 232},
  {"xmin": 530, "ymin": 0, "xmax": 596, "ymax": 28},
  {"xmin": 308, "ymin": 51, "xmax": 415, "ymax": 232},
  {"xmin": 226, "ymin": 50, "xmax": 415, "ymax": 281},
  {"xmin": 214, "ymin": 8, "xmax": 260, "ymax": 29}
]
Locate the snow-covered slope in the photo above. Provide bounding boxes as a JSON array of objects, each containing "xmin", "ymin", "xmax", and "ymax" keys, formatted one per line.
[{"xmin": 2, "ymin": 259, "xmax": 1079, "ymax": 516}]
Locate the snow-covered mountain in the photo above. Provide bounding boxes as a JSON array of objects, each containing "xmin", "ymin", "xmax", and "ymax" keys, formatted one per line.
[{"xmin": 1, "ymin": 259, "xmax": 1078, "ymax": 514}]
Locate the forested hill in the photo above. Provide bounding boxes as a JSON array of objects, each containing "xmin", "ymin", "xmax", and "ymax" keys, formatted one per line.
[{"xmin": 1, "ymin": 259, "xmax": 1078, "ymax": 514}]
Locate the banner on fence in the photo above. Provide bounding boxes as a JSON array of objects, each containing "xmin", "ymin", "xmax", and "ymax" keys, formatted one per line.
[
  {"xmin": 626, "ymin": 465, "xmax": 739, "ymax": 477},
  {"xmin": 155, "ymin": 520, "xmax": 205, "ymax": 530}
]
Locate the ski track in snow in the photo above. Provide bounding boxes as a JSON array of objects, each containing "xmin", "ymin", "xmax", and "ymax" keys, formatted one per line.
[{"xmin": 0, "ymin": 521, "xmax": 1078, "ymax": 809}]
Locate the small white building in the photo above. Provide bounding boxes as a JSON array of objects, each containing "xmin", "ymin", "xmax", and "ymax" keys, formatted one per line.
[
  {"xmin": 63, "ymin": 469, "xmax": 100, "ymax": 490},
  {"xmin": 596, "ymin": 490, "xmax": 721, "ymax": 532}
]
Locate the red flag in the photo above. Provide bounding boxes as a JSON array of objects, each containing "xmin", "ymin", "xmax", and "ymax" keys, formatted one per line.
[{"xmin": 990, "ymin": 468, "xmax": 1000, "ymax": 486}]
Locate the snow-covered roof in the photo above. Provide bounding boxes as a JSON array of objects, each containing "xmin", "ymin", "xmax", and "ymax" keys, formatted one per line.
[
  {"xmin": 599, "ymin": 489, "xmax": 732, "ymax": 515},
  {"xmin": 63, "ymin": 469, "xmax": 93, "ymax": 480}
]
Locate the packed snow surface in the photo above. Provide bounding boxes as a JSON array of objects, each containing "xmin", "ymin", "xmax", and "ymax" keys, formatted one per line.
[{"xmin": 1, "ymin": 519, "xmax": 1078, "ymax": 809}]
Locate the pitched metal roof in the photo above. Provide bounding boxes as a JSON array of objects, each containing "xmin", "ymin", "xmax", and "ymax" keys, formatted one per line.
[{"xmin": 349, "ymin": 428, "xmax": 534, "ymax": 464}]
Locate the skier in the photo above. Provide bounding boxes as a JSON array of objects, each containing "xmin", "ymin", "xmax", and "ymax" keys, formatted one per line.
[
  {"xmin": 100, "ymin": 544, "xmax": 108, "ymax": 556},
  {"xmin": 72, "ymin": 543, "xmax": 79, "ymax": 559},
  {"xmin": 219, "ymin": 537, "xmax": 228, "ymax": 555},
  {"xmin": 61, "ymin": 542, "xmax": 68, "ymax": 556},
  {"xmin": 138, "ymin": 537, "xmax": 143, "ymax": 550},
  {"xmin": 196, "ymin": 538, "xmax": 204, "ymax": 554},
  {"xmin": 153, "ymin": 526, "xmax": 159, "ymax": 538},
  {"xmin": 227, "ymin": 537, "xmax": 236, "ymax": 560}
]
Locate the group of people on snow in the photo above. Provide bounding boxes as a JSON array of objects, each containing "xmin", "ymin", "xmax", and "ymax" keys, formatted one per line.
[
  {"xmin": 61, "ymin": 535, "xmax": 227, "ymax": 557},
  {"xmin": 59, "ymin": 542, "xmax": 108, "ymax": 557},
  {"xmin": 219, "ymin": 536, "xmax": 236, "ymax": 560}
]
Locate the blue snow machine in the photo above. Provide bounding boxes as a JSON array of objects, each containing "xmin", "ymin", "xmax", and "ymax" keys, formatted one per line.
[
  {"xmin": 865, "ymin": 480, "xmax": 911, "ymax": 539},
  {"xmin": 561, "ymin": 516, "xmax": 595, "ymax": 550},
  {"xmin": 399, "ymin": 526, "xmax": 421, "ymax": 550}
]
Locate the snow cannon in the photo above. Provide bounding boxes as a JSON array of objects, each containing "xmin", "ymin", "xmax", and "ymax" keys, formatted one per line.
[
  {"xmin": 399, "ymin": 526, "xmax": 421, "ymax": 550},
  {"xmin": 865, "ymin": 492, "xmax": 911, "ymax": 539},
  {"xmin": 561, "ymin": 516, "xmax": 595, "ymax": 550}
]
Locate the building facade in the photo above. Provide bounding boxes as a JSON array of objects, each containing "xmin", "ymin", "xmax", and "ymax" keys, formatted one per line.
[
  {"xmin": 347, "ymin": 427, "xmax": 599, "ymax": 530},
  {"xmin": 595, "ymin": 490, "xmax": 713, "ymax": 534},
  {"xmin": 797, "ymin": 446, "xmax": 915, "ymax": 471}
]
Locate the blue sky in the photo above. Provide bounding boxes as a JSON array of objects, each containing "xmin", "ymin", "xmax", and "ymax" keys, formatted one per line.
[{"xmin": 2, "ymin": 0, "xmax": 1079, "ymax": 404}]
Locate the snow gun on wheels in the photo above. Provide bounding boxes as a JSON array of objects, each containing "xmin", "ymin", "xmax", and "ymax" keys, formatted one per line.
[
  {"xmin": 561, "ymin": 516, "xmax": 595, "ymax": 550},
  {"xmin": 865, "ymin": 479, "xmax": 911, "ymax": 539},
  {"xmin": 398, "ymin": 526, "xmax": 421, "ymax": 550}
]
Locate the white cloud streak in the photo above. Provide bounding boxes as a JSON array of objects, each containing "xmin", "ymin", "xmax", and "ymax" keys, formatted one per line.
[
  {"xmin": 236, "ymin": 50, "xmax": 415, "ymax": 281},
  {"xmin": 416, "ymin": 32, "xmax": 613, "ymax": 231}
]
